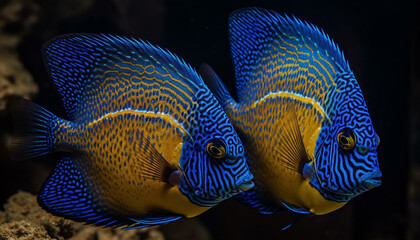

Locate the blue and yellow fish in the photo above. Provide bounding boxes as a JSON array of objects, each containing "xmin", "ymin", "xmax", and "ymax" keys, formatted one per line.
[
  {"xmin": 201, "ymin": 8, "xmax": 381, "ymax": 216},
  {"xmin": 10, "ymin": 33, "xmax": 254, "ymax": 229}
]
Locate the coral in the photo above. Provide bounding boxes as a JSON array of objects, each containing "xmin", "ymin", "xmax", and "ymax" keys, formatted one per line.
[
  {"xmin": 3, "ymin": 191, "xmax": 80, "ymax": 240},
  {"xmin": 0, "ymin": 220, "xmax": 52, "ymax": 240},
  {"xmin": 0, "ymin": 191, "xmax": 167, "ymax": 240}
]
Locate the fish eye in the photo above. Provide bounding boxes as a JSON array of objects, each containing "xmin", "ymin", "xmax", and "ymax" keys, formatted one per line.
[
  {"xmin": 206, "ymin": 138, "xmax": 227, "ymax": 159},
  {"xmin": 337, "ymin": 128, "xmax": 356, "ymax": 151}
]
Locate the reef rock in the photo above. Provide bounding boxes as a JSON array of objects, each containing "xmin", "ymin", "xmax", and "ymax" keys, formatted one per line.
[
  {"xmin": 0, "ymin": 220, "xmax": 52, "ymax": 240},
  {"xmin": 0, "ymin": 191, "xmax": 166, "ymax": 240}
]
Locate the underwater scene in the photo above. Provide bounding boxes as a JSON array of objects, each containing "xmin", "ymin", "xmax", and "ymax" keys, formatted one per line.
[{"xmin": 0, "ymin": 0, "xmax": 418, "ymax": 239}]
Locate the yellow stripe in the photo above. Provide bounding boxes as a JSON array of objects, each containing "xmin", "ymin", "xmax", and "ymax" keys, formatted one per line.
[
  {"xmin": 248, "ymin": 91, "xmax": 330, "ymax": 121},
  {"xmin": 304, "ymin": 43, "xmax": 314, "ymax": 54},
  {"xmin": 100, "ymin": 65, "xmax": 194, "ymax": 108},
  {"xmin": 317, "ymin": 51, "xmax": 336, "ymax": 78},
  {"xmin": 129, "ymin": 75, "xmax": 193, "ymax": 107},
  {"xmin": 121, "ymin": 61, "xmax": 195, "ymax": 93},
  {"xmin": 105, "ymin": 63, "xmax": 194, "ymax": 95},
  {"xmin": 311, "ymin": 56, "xmax": 333, "ymax": 82},
  {"xmin": 89, "ymin": 109, "xmax": 189, "ymax": 136}
]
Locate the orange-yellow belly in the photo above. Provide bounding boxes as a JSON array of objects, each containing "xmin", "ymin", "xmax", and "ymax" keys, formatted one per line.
[
  {"xmin": 252, "ymin": 155, "xmax": 346, "ymax": 215},
  {"xmin": 64, "ymin": 110, "xmax": 209, "ymax": 218},
  {"xmin": 228, "ymin": 97, "xmax": 346, "ymax": 214}
]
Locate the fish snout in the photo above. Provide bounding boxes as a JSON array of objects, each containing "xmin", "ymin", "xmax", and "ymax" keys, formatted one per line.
[
  {"xmin": 235, "ymin": 172, "xmax": 254, "ymax": 192},
  {"xmin": 360, "ymin": 171, "xmax": 382, "ymax": 190},
  {"xmin": 237, "ymin": 180, "xmax": 254, "ymax": 192}
]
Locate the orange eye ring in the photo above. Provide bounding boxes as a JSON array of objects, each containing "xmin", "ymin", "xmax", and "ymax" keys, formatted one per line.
[
  {"xmin": 206, "ymin": 139, "xmax": 226, "ymax": 159},
  {"xmin": 337, "ymin": 128, "xmax": 356, "ymax": 151}
]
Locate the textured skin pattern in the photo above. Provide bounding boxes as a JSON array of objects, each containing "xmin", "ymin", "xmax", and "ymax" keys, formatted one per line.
[
  {"xmin": 217, "ymin": 8, "xmax": 381, "ymax": 214},
  {"xmin": 36, "ymin": 34, "xmax": 252, "ymax": 228}
]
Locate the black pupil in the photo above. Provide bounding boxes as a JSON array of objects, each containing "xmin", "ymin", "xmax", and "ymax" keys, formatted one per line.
[
  {"xmin": 211, "ymin": 146, "xmax": 221, "ymax": 155},
  {"xmin": 208, "ymin": 139, "xmax": 225, "ymax": 158},
  {"xmin": 340, "ymin": 135, "xmax": 349, "ymax": 144}
]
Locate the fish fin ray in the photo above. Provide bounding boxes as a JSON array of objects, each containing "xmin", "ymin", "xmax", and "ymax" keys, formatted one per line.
[
  {"xmin": 134, "ymin": 134, "xmax": 177, "ymax": 183},
  {"xmin": 281, "ymin": 214, "xmax": 309, "ymax": 231},
  {"xmin": 199, "ymin": 63, "xmax": 235, "ymax": 106},
  {"xmin": 273, "ymin": 104, "xmax": 310, "ymax": 174},
  {"xmin": 9, "ymin": 98, "xmax": 58, "ymax": 161},
  {"xmin": 38, "ymin": 156, "xmax": 135, "ymax": 228},
  {"xmin": 123, "ymin": 214, "xmax": 183, "ymax": 230},
  {"xmin": 281, "ymin": 200, "xmax": 312, "ymax": 214},
  {"xmin": 229, "ymin": 7, "xmax": 349, "ymax": 100},
  {"xmin": 235, "ymin": 188, "xmax": 285, "ymax": 214},
  {"xmin": 42, "ymin": 33, "xmax": 204, "ymax": 120}
]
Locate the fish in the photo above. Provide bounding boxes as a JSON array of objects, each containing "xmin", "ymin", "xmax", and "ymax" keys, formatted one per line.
[
  {"xmin": 9, "ymin": 33, "xmax": 254, "ymax": 229},
  {"xmin": 201, "ymin": 8, "xmax": 381, "ymax": 216}
]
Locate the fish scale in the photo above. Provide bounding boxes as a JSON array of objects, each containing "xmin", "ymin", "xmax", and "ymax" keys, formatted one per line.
[
  {"xmin": 46, "ymin": 88, "xmax": 203, "ymax": 218},
  {"xmin": 10, "ymin": 33, "xmax": 254, "ymax": 229},
  {"xmin": 201, "ymin": 7, "xmax": 381, "ymax": 217}
]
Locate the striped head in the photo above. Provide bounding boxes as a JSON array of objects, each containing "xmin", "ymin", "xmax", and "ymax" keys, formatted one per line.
[
  {"xmin": 179, "ymin": 87, "xmax": 254, "ymax": 207},
  {"xmin": 310, "ymin": 73, "xmax": 381, "ymax": 202}
]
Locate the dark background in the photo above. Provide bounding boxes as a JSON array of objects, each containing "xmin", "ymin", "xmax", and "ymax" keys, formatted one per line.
[{"xmin": 1, "ymin": 0, "xmax": 419, "ymax": 239}]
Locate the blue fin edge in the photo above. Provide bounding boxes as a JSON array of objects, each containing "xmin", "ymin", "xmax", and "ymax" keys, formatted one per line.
[
  {"xmin": 234, "ymin": 188, "xmax": 284, "ymax": 214},
  {"xmin": 123, "ymin": 215, "xmax": 183, "ymax": 230},
  {"xmin": 38, "ymin": 156, "xmax": 184, "ymax": 229},
  {"xmin": 9, "ymin": 98, "xmax": 58, "ymax": 161}
]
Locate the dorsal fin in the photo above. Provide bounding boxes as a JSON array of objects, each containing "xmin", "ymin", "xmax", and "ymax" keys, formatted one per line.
[
  {"xmin": 42, "ymin": 33, "xmax": 204, "ymax": 120},
  {"xmin": 228, "ymin": 8, "xmax": 351, "ymax": 101}
]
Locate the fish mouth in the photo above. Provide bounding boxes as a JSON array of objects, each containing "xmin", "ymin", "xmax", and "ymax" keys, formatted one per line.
[
  {"xmin": 236, "ymin": 172, "xmax": 254, "ymax": 192},
  {"xmin": 363, "ymin": 178, "xmax": 381, "ymax": 189},
  {"xmin": 360, "ymin": 171, "xmax": 382, "ymax": 189},
  {"xmin": 237, "ymin": 180, "xmax": 254, "ymax": 192}
]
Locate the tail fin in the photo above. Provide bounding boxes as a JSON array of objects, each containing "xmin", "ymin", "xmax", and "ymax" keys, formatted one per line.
[
  {"xmin": 199, "ymin": 63, "xmax": 234, "ymax": 107},
  {"xmin": 9, "ymin": 98, "xmax": 58, "ymax": 161}
]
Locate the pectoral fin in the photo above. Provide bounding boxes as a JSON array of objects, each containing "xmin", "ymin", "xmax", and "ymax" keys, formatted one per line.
[
  {"xmin": 134, "ymin": 134, "xmax": 180, "ymax": 184},
  {"xmin": 274, "ymin": 104, "xmax": 313, "ymax": 175}
]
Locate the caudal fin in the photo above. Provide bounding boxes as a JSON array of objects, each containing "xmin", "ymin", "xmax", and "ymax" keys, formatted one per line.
[
  {"xmin": 9, "ymin": 98, "xmax": 58, "ymax": 161},
  {"xmin": 199, "ymin": 63, "xmax": 234, "ymax": 107}
]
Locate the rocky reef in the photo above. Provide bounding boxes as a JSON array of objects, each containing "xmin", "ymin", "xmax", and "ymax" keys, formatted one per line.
[
  {"xmin": 0, "ymin": 191, "xmax": 165, "ymax": 240},
  {"xmin": 0, "ymin": 191, "xmax": 211, "ymax": 240}
]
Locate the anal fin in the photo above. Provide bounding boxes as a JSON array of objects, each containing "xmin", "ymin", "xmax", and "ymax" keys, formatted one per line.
[
  {"xmin": 124, "ymin": 214, "xmax": 183, "ymax": 230},
  {"xmin": 235, "ymin": 187, "xmax": 284, "ymax": 214},
  {"xmin": 38, "ymin": 156, "xmax": 133, "ymax": 228}
]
